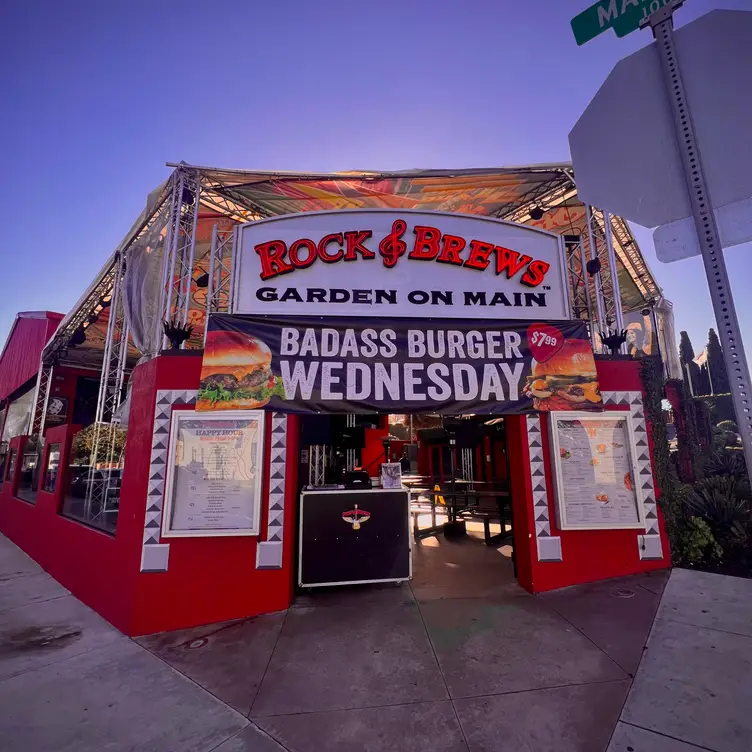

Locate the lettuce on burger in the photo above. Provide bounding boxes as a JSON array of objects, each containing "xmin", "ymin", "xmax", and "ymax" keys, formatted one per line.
[{"xmin": 197, "ymin": 330, "xmax": 284, "ymax": 410}]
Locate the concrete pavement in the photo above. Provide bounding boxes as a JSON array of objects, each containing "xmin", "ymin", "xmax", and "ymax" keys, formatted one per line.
[{"xmin": 1, "ymin": 530, "xmax": 750, "ymax": 751}]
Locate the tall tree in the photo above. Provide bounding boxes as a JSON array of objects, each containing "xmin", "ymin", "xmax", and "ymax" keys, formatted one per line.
[
  {"xmin": 679, "ymin": 331, "xmax": 701, "ymax": 395},
  {"xmin": 706, "ymin": 328, "xmax": 730, "ymax": 394}
]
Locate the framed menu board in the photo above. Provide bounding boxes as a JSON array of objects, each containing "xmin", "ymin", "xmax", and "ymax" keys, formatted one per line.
[
  {"xmin": 162, "ymin": 410, "xmax": 266, "ymax": 537},
  {"xmin": 549, "ymin": 412, "xmax": 646, "ymax": 531}
]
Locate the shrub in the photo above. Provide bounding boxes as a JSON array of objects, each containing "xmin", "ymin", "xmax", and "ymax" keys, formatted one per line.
[
  {"xmin": 717, "ymin": 420, "xmax": 738, "ymax": 433},
  {"xmin": 675, "ymin": 517, "xmax": 723, "ymax": 564},
  {"xmin": 704, "ymin": 449, "xmax": 748, "ymax": 480},
  {"xmin": 686, "ymin": 475, "xmax": 752, "ymax": 553}
]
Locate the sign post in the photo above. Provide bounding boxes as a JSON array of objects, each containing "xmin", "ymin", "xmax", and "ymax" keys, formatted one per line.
[{"xmin": 645, "ymin": 4, "xmax": 752, "ymax": 473}]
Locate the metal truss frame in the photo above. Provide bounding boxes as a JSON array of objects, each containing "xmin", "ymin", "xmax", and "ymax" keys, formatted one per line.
[
  {"xmin": 28, "ymin": 362, "xmax": 53, "ymax": 437},
  {"xmin": 308, "ymin": 445, "xmax": 327, "ymax": 487},
  {"xmin": 345, "ymin": 414, "xmax": 357, "ymax": 472},
  {"xmin": 204, "ymin": 223, "xmax": 237, "ymax": 336},
  {"xmin": 84, "ymin": 250, "xmax": 130, "ymax": 522},
  {"xmin": 564, "ymin": 236, "xmax": 594, "ymax": 334},
  {"xmin": 159, "ymin": 168, "xmax": 201, "ymax": 345}
]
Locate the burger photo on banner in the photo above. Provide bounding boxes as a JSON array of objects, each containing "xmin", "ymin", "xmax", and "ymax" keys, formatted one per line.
[
  {"xmin": 197, "ymin": 330, "xmax": 286, "ymax": 411},
  {"xmin": 522, "ymin": 337, "xmax": 601, "ymax": 411}
]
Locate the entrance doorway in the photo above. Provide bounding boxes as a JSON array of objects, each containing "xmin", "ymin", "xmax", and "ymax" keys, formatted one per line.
[{"xmin": 295, "ymin": 413, "xmax": 519, "ymax": 598}]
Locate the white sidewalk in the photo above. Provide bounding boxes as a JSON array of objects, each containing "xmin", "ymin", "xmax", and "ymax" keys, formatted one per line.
[
  {"xmin": 0, "ymin": 534, "xmax": 282, "ymax": 752},
  {"xmin": 609, "ymin": 568, "xmax": 752, "ymax": 752}
]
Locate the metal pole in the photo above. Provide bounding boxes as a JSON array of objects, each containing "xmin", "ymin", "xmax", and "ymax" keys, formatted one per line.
[
  {"xmin": 650, "ymin": 5, "xmax": 752, "ymax": 473},
  {"xmin": 579, "ymin": 239, "xmax": 597, "ymax": 349},
  {"xmin": 586, "ymin": 205, "xmax": 607, "ymax": 351},
  {"xmin": 603, "ymin": 211, "xmax": 626, "ymax": 345},
  {"xmin": 179, "ymin": 182, "xmax": 201, "ymax": 330}
]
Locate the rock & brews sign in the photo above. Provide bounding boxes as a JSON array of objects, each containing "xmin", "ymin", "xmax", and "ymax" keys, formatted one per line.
[{"xmin": 232, "ymin": 210, "xmax": 570, "ymax": 320}]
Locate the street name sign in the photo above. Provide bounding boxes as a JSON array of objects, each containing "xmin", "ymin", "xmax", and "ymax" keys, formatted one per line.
[{"xmin": 571, "ymin": 0, "xmax": 674, "ymax": 46}]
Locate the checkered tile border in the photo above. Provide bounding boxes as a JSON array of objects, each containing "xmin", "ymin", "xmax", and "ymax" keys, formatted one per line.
[
  {"xmin": 140, "ymin": 390, "xmax": 289, "ymax": 572},
  {"xmin": 140, "ymin": 389, "xmax": 198, "ymax": 572},
  {"xmin": 256, "ymin": 412, "xmax": 287, "ymax": 570},
  {"xmin": 526, "ymin": 414, "xmax": 562, "ymax": 562},
  {"xmin": 601, "ymin": 390, "xmax": 663, "ymax": 561}
]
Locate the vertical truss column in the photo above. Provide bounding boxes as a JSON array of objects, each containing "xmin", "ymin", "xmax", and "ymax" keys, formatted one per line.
[
  {"xmin": 160, "ymin": 168, "xmax": 201, "ymax": 347},
  {"xmin": 85, "ymin": 251, "xmax": 130, "ymax": 521},
  {"xmin": 29, "ymin": 361, "xmax": 53, "ymax": 437},
  {"xmin": 564, "ymin": 236, "xmax": 593, "ymax": 325},
  {"xmin": 345, "ymin": 414, "xmax": 357, "ymax": 472},
  {"xmin": 204, "ymin": 223, "xmax": 237, "ymax": 341},
  {"xmin": 309, "ymin": 445, "xmax": 326, "ymax": 487},
  {"xmin": 585, "ymin": 205, "xmax": 622, "ymax": 348}
]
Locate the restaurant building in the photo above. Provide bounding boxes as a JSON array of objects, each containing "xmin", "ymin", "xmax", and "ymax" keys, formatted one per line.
[{"xmin": 0, "ymin": 165, "xmax": 680, "ymax": 636}]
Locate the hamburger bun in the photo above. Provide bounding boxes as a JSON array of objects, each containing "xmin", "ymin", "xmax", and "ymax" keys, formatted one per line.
[{"xmin": 532, "ymin": 339, "xmax": 597, "ymax": 380}]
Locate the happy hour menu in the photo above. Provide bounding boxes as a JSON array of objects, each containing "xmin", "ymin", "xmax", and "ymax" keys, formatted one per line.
[
  {"xmin": 556, "ymin": 418, "xmax": 640, "ymax": 527},
  {"xmin": 169, "ymin": 418, "xmax": 261, "ymax": 531}
]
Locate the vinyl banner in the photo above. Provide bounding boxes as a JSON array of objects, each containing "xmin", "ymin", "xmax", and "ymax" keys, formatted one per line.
[{"xmin": 197, "ymin": 315, "xmax": 602, "ymax": 415}]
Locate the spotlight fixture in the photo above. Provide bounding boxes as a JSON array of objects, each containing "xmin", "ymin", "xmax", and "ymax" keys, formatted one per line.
[
  {"xmin": 70, "ymin": 328, "xmax": 86, "ymax": 347},
  {"xmin": 529, "ymin": 206, "xmax": 545, "ymax": 221},
  {"xmin": 194, "ymin": 272, "xmax": 210, "ymax": 289},
  {"xmin": 181, "ymin": 187, "xmax": 195, "ymax": 206},
  {"xmin": 641, "ymin": 307, "xmax": 651, "ymax": 317},
  {"xmin": 100, "ymin": 296, "xmax": 111, "ymax": 308},
  {"xmin": 88, "ymin": 313, "xmax": 99, "ymax": 325},
  {"xmin": 586, "ymin": 258, "xmax": 602, "ymax": 276}
]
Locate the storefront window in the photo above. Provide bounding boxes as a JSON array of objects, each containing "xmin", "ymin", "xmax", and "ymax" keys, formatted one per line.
[
  {"xmin": 62, "ymin": 423, "xmax": 126, "ymax": 534},
  {"xmin": 5, "ymin": 450, "xmax": 17, "ymax": 483},
  {"xmin": 43, "ymin": 444, "xmax": 61, "ymax": 493},
  {"xmin": 0, "ymin": 441, "xmax": 7, "ymax": 487},
  {"xmin": 16, "ymin": 440, "xmax": 43, "ymax": 503},
  {"xmin": 1, "ymin": 390, "xmax": 33, "ymax": 443}
]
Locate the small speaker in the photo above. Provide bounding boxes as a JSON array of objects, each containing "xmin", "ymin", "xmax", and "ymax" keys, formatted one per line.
[{"xmin": 300, "ymin": 415, "xmax": 332, "ymax": 446}]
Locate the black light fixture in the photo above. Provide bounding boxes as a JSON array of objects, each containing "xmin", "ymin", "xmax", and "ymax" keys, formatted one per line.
[
  {"xmin": 100, "ymin": 296, "xmax": 111, "ymax": 308},
  {"xmin": 88, "ymin": 313, "xmax": 99, "ymax": 325},
  {"xmin": 194, "ymin": 272, "xmax": 210, "ymax": 288},
  {"xmin": 529, "ymin": 206, "xmax": 545, "ymax": 221},
  {"xmin": 641, "ymin": 307, "xmax": 651, "ymax": 317},
  {"xmin": 70, "ymin": 327, "xmax": 86, "ymax": 347},
  {"xmin": 181, "ymin": 186, "xmax": 195, "ymax": 206},
  {"xmin": 586, "ymin": 258, "xmax": 602, "ymax": 276}
]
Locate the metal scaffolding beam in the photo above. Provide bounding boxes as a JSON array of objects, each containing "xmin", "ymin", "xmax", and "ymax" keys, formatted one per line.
[
  {"xmin": 159, "ymin": 167, "xmax": 201, "ymax": 347},
  {"xmin": 204, "ymin": 223, "xmax": 237, "ymax": 330},
  {"xmin": 28, "ymin": 361, "xmax": 53, "ymax": 437},
  {"xmin": 84, "ymin": 251, "xmax": 129, "ymax": 522}
]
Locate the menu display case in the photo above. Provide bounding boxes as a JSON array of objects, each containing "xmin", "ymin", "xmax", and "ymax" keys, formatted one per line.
[
  {"xmin": 549, "ymin": 412, "xmax": 646, "ymax": 531},
  {"xmin": 162, "ymin": 410, "xmax": 265, "ymax": 537}
]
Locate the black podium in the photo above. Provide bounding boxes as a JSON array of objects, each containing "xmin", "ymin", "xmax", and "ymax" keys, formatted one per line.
[{"xmin": 298, "ymin": 488, "xmax": 411, "ymax": 587}]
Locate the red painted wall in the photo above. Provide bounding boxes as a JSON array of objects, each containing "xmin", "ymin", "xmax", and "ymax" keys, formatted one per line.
[
  {"xmin": 511, "ymin": 358, "xmax": 671, "ymax": 593},
  {"xmin": 125, "ymin": 354, "xmax": 298, "ymax": 635},
  {"xmin": 0, "ymin": 312, "xmax": 63, "ymax": 401},
  {"xmin": 0, "ymin": 353, "xmax": 299, "ymax": 636}
]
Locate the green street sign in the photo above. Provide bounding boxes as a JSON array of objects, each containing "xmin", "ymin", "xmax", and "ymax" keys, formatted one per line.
[{"xmin": 571, "ymin": 0, "xmax": 672, "ymax": 46}]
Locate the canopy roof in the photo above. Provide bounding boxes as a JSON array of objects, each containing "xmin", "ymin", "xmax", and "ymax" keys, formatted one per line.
[{"xmin": 43, "ymin": 162, "xmax": 664, "ymax": 366}]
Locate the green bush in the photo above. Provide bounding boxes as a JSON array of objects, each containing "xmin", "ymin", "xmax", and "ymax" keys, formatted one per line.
[
  {"xmin": 704, "ymin": 449, "xmax": 748, "ymax": 480},
  {"xmin": 686, "ymin": 475, "xmax": 751, "ymax": 554},
  {"xmin": 675, "ymin": 517, "xmax": 723, "ymax": 564},
  {"xmin": 717, "ymin": 420, "xmax": 738, "ymax": 433}
]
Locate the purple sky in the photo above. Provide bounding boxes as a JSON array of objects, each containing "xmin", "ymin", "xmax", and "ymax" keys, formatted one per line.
[{"xmin": 1, "ymin": 0, "xmax": 749, "ymax": 359}]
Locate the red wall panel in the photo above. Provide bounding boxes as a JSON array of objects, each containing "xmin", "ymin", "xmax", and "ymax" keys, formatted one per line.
[{"xmin": 0, "ymin": 313, "xmax": 63, "ymax": 401}]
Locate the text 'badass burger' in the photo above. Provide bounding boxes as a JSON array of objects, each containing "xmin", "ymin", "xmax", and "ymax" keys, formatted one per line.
[{"xmin": 523, "ymin": 339, "xmax": 601, "ymax": 411}]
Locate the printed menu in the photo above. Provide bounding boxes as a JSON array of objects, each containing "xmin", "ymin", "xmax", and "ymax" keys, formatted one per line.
[
  {"xmin": 168, "ymin": 416, "xmax": 262, "ymax": 532},
  {"xmin": 555, "ymin": 417, "xmax": 640, "ymax": 527}
]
